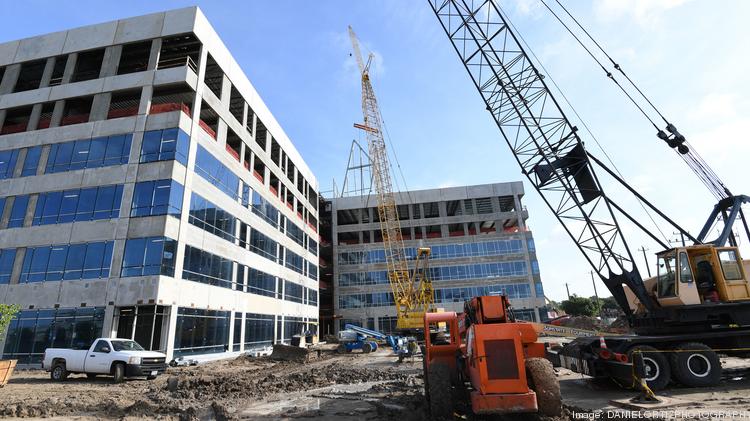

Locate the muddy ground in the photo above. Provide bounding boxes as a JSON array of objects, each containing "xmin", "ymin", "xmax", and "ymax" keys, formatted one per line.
[{"xmin": 2, "ymin": 350, "xmax": 750, "ymax": 420}]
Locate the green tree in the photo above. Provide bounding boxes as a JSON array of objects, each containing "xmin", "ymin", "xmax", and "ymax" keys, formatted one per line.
[
  {"xmin": 560, "ymin": 295, "xmax": 601, "ymax": 317},
  {"xmin": 0, "ymin": 304, "xmax": 20, "ymax": 342}
]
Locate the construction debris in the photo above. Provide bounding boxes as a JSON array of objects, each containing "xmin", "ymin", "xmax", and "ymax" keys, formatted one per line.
[{"xmin": 268, "ymin": 344, "xmax": 325, "ymax": 363}]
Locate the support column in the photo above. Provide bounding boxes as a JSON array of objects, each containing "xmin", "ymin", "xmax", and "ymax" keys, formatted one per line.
[
  {"xmin": 103, "ymin": 305, "xmax": 116, "ymax": 338},
  {"xmin": 165, "ymin": 304, "xmax": 179, "ymax": 360},
  {"xmin": 0, "ymin": 64, "xmax": 20, "ymax": 94},
  {"xmin": 147, "ymin": 38, "xmax": 162, "ymax": 71}
]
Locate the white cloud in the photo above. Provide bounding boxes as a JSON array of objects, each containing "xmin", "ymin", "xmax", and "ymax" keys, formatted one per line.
[
  {"xmin": 594, "ymin": 0, "xmax": 692, "ymax": 25},
  {"xmin": 688, "ymin": 93, "xmax": 740, "ymax": 122}
]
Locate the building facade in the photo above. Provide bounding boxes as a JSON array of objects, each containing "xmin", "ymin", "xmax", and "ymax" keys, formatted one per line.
[
  {"xmin": 0, "ymin": 7, "xmax": 320, "ymax": 364},
  {"xmin": 332, "ymin": 182, "xmax": 546, "ymax": 333}
]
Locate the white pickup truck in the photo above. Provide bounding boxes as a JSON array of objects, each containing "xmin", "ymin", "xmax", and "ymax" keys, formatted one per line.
[{"xmin": 42, "ymin": 338, "xmax": 168, "ymax": 383}]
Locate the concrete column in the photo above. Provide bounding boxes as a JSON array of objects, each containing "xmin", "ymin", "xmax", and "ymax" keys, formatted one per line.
[
  {"xmin": 36, "ymin": 146, "xmax": 50, "ymax": 176},
  {"xmin": 102, "ymin": 305, "xmax": 116, "ymax": 338},
  {"xmin": 119, "ymin": 183, "xmax": 136, "ymax": 217},
  {"xmin": 49, "ymin": 100, "xmax": 65, "ymax": 128},
  {"xmin": 228, "ymin": 312, "xmax": 236, "ymax": 350},
  {"xmin": 109, "ymin": 240, "xmax": 127, "ymax": 282},
  {"xmin": 217, "ymin": 118, "xmax": 228, "ymax": 147},
  {"xmin": 514, "ymin": 195, "xmax": 525, "ymax": 230},
  {"xmin": 146, "ymin": 38, "xmax": 162, "ymax": 71},
  {"xmin": 220, "ymin": 75, "xmax": 231, "ymax": 109},
  {"xmin": 139, "ymin": 85, "xmax": 153, "ymax": 115},
  {"xmin": 61, "ymin": 53, "xmax": 77, "ymax": 84},
  {"xmin": 0, "ymin": 64, "xmax": 21, "ymax": 94},
  {"xmin": 9, "ymin": 248, "xmax": 25, "ymax": 285},
  {"xmin": 26, "ymin": 103, "xmax": 43, "ymax": 131},
  {"xmin": 89, "ymin": 92, "xmax": 111, "ymax": 122},
  {"xmin": 100, "ymin": 45, "xmax": 122, "ymax": 78},
  {"xmin": 39, "ymin": 57, "xmax": 55, "ymax": 88},
  {"xmin": 165, "ymin": 304, "xmax": 179, "ymax": 360},
  {"xmin": 23, "ymin": 195, "xmax": 38, "ymax": 227},
  {"xmin": 238, "ymin": 313, "xmax": 245, "ymax": 352},
  {"xmin": 12, "ymin": 148, "xmax": 27, "ymax": 178}
]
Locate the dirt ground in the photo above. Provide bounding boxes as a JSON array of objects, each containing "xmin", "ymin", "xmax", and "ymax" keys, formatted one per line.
[{"xmin": 2, "ymin": 349, "xmax": 750, "ymax": 420}]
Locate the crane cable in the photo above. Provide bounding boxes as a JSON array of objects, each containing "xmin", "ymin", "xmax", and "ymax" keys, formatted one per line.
[
  {"xmin": 495, "ymin": 3, "xmax": 671, "ymax": 246},
  {"xmin": 540, "ymin": 0, "xmax": 731, "ymax": 201},
  {"xmin": 537, "ymin": 0, "xmax": 660, "ymax": 132}
]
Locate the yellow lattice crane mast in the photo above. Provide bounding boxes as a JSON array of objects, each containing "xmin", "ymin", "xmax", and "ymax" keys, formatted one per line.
[{"xmin": 348, "ymin": 26, "xmax": 433, "ymax": 330}]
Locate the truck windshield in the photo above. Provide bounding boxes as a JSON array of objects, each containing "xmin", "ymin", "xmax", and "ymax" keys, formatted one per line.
[
  {"xmin": 657, "ymin": 253, "xmax": 677, "ymax": 297},
  {"xmin": 111, "ymin": 340, "xmax": 145, "ymax": 351}
]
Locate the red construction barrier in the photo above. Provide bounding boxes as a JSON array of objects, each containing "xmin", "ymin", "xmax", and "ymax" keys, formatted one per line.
[
  {"xmin": 0, "ymin": 123, "xmax": 27, "ymax": 135},
  {"xmin": 107, "ymin": 106, "xmax": 138, "ymax": 119},
  {"xmin": 149, "ymin": 102, "xmax": 191, "ymax": 116},
  {"xmin": 225, "ymin": 144, "xmax": 240, "ymax": 161},
  {"xmin": 61, "ymin": 114, "xmax": 90, "ymax": 126},
  {"xmin": 198, "ymin": 120, "xmax": 216, "ymax": 139}
]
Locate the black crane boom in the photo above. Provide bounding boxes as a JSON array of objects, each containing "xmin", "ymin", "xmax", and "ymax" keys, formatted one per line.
[{"xmin": 427, "ymin": 0, "xmax": 657, "ymax": 313}]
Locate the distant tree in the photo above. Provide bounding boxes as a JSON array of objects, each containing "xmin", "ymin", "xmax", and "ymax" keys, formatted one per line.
[
  {"xmin": 599, "ymin": 296, "xmax": 623, "ymax": 316},
  {"xmin": 0, "ymin": 304, "xmax": 20, "ymax": 342},
  {"xmin": 560, "ymin": 295, "xmax": 601, "ymax": 317}
]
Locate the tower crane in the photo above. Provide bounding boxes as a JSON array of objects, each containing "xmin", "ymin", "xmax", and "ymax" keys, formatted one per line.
[
  {"xmin": 429, "ymin": 0, "xmax": 750, "ymax": 390},
  {"xmin": 348, "ymin": 26, "xmax": 433, "ymax": 331}
]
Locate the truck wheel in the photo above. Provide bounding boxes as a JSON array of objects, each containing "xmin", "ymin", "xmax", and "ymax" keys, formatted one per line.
[
  {"xmin": 50, "ymin": 363, "xmax": 68, "ymax": 381},
  {"xmin": 112, "ymin": 362, "xmax": 125, "ymax": 384},
  {"xmin": 628, "ymin": 345, "xmax": 671, "ymax": 390},
  {"xmin": 362, "ymin": 342, "xmax": 372, "ymax": 354},
  {"xmin": 526, "ymin": 357, "xmax": 562, "ymax": 417},
  {"xmin": 669, "ymin": 342, "xmax": 721, "ymax": 387},
  {"xmin": 427, "ymin": 363, "xmax": 453, "ymax": 420}
]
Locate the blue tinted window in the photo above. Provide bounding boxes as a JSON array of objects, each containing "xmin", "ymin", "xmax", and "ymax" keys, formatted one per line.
[
  {"xmin": 250, "ymin": 229, "xmax": 277, "ymax": 262},
  {"xmin": 121, "ymin": 237, "xmax": 177, "ymax": 278},
  {"xmin": 0, "ymin": 149, "xmax": 19, "ymax": 179},
  {"xmin": 247, "ymin": 268, "xmax": 276, "ymax": 297},
  {"xmin": 45, "ymin": 134, "xmax": 131, "ymax": 174},
  {"xmin": 182, "ymin": 245, "xmax": 234, "ymax": 289},
  {"xmin": 195, "ymin": 145, "xmax": 240, "ymax": 200},
  {"xmin": 33, "ymin": 185, "xmax": 122, "ymax": 225},
  {"xmin": 0, "ymin": 249, "xmax": 16, "ymax": 284},
  {"xmin": 88, "ymin": 137, "xmax": 108, "ymax": 167},
  {"xmin": 19, "ymin": 242, "xmax": 112, "ymax": 283},
  {"xmin": 140, "ymin": 128, "xmax": 189, "ymax": 165},
  {"xmin": 284, "ymin": 281, "xmax": 304, "ymax": 304},
  {"xmin": 46, "ymin": 246, "xmax": 68, "ymax": 281},
  {"xmin": 76, "ymin": 188, "xmax": 97, "ymax": 221},
  {"xmin": 63, "ymin": 244, "xmax": 86, "ymax": 280},
  {"xmin": 285, "ymin": 250, "xmax": 303, "ymax": 275},
  {"xmin": 188, "ymin": 193, "xmax": 236, "ymax": 242},
  {"xmin": 8, "ymin": 195, "xmax": 29, "ymax": 228},
  {"xmin": 131, "ymin": 179, "xmax": 183, "ymax": 217},
  {"xmin": 21, "ymin": 146, "xmax": 41, "ymax": 177},
  {"xmin": 251, "ymin": 191, "xmax": 279, "ymax": 228}
]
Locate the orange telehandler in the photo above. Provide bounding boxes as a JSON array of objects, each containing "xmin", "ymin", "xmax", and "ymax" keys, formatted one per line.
[{"xmin": 422, "ymin": 296, "xmax": 561, "ymax": 418}]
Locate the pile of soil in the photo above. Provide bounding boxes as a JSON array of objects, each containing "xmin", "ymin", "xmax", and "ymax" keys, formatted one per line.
[{"xmin": 559, "ymin": 316, "xmax": 607, "ymax": 331}]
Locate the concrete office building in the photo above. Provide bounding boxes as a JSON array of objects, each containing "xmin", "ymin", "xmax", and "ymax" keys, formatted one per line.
[
  {"xmin": 332, "ymin": 182, "xmax": 546, "ymax": 332},
  {"xmin": 0, "ymin": 7, "xmax": 320, "ymax": 363}
]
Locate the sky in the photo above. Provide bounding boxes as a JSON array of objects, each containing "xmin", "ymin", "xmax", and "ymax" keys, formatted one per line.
[{"xmin": 2, "ymin": 1, "xmax": 749, "ymax": 302}]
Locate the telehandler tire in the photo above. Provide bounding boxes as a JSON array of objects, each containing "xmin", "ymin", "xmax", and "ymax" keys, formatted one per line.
[
  {"xmin": 362, "ymin": 342, "xmax": 372, "ymax": 354},
  {"xmin": 526, "ymin": 357, "xmax": 562, "ymax": 417},
  {"xmin": 669, "ymin": 342, "xmax": 721, "ymax": 387},
  {"xmin": 427, "ymin": 363, "xmax": 453, "ymax": 420}
]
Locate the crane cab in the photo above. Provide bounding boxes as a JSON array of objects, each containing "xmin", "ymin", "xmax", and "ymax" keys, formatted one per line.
[{"xmin": 654, "ymin": 245, "xmax": 750, "ymax": 307}]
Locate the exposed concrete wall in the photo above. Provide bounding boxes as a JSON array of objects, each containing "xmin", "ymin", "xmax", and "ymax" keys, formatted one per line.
[{"xmin": 0, "ymin": 7, "xmax": 321, "ymax": 362}]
